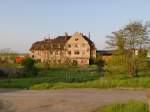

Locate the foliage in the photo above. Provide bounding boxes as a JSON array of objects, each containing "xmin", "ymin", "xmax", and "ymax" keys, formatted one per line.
[
  {"xmin": 106, "ymin": 21, "xmax": 150, "ymax": 77},
  {"xmin": 0, "ymin": 70, "xmax": 8, "ymax": 78},
  {"xmin": 96, "ymin": 100, "xmax": 148, "ymax": 112},
  {"xmin": 0, "ymin": 48, "xmax": 18, "ymax": 66},
  {"xmin": 104, "ymin": 54, "xmax": 128, "ymax": 77},
  {"xmin": 106, "ymin": 30, "xmax": 125, "ymax": 53},
  {"xmin": 89, "ymin": 57, "xmax": 97, "ymax": 65},
  {"xmin": 21, "ymin": 58, "xmax": 38, "ymax": 77},
  {"xmin": 0, "ymin": 66, "xmax": 100, "ymax": 88},
  {"xmin": 30, "ymin": 83, "xmax": 53, "ymax": 90},
  {"xmin": 2, "ymin": 73, "xmax": 150, "ymax": 89},
  {"xmin": 30, "ymin": 76, "xmax": 150, "ymax": 89}
]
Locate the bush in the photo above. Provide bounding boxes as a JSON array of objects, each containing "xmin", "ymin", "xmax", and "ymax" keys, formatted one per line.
[
  {"xmin": 21, "ymin": 58, "xmax": 38, "ymax": 77},
  {"xmin": 0, "ymin": 70, "xmax": 7, "ymax": 78},
  {"xmin": 89, "ymin": 58, "xmax": 96, "ymax": 65}
]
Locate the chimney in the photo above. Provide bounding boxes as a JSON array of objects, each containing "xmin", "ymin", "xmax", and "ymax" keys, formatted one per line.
[
  {"xmin": 88, "ymin": 32, "xmax": 91, "ymax": 40},
  {"xmin": 81, "ymin": 33, "xmax": 84, "ymax": 36},
  {"xmin": 48, "ymin": 34, "xmax": 51, "ymax": 41},
  {"xmin": 44, "ymin": 37, "xmax": 47, "ymax": 42},
  {"xmin": 65, "ymin": 32, "xmax": 68, "ymax": 40}
]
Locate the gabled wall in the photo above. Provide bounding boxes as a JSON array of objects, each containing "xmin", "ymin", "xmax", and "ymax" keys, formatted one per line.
[{"xmin": 65, "ymin": 32, "xmax": 90, "ymax": 65}]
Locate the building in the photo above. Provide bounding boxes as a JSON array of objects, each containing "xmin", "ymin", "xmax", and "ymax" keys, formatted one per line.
[
  {"xmin": 29, "ymin": 32, "xmax": 96, "ymax": 66},
  {"xmin": 96, "ymin": 50, "xmax": 113, "ymax": 61}
]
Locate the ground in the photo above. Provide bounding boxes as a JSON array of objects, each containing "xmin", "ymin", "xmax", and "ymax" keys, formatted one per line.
[{"xmin": 0, "ymin": 89, "xmax": 149, "ymax": 112}]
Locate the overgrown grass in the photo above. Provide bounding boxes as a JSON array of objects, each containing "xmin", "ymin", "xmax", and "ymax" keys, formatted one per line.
[
  {"xmin": 96, "ymin": 100, "xmax": 148, "ymax": 112},
  {"xmin": 1, "ymin": 65, "xmax": 150, "ymax": 89},
  {"xmin": 30, "ymin": 77, "xmax": 150, "ymax": 89},
  {"xmin": 0, "ymin": 66, "xmax": 100, "ymax": 89}
]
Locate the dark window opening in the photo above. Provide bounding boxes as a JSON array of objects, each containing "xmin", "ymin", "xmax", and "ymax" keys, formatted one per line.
[
  {"xmin": 74, "ymin": 51, "xmax": 80, "ymax": 55},
  {"xmin": 75, "ymin": 38, "xmax": 78, "ymax": 41},
  {"xmin": 68, "ymin": 51, "xmax": 71, "ymax": 55}
]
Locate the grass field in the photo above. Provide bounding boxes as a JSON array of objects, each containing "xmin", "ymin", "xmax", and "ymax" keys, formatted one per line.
[
  {"xmin": 30, "ymin": 76, "xmax": 150, "ymax": 89},
  {"xmin": 96, "ymin": 100, "xmax": 148, "ymax": 112},
  {"xmin": 1, "ymin": 65, "xmax": 150, "ymax": 89},
  {"xmin": 0, "ymin": 66, "xmax": 100, "ymax": 89}
]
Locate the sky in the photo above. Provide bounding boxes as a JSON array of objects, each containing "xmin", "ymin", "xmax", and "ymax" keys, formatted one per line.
[{"xmin": 0, "ymin": 0, "xmax": 150, "ymax": 53}]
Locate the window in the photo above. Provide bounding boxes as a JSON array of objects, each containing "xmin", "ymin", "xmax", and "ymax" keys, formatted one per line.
[
  {"xmin": 68, "ymin": 51, "xmax": 71, "ymax": 55},
  {"xmin": 50, "ymin": 51, "xmax": 53, "ymax": 55},
  {"xmin": 58, "ymin": 60, "xmax": 61, "ymax": 64},
  {"xmin": 75, "ymin": 44, "xmax": 78, "ymax": 48},
  {"xmin": 74, "ymin": 50, "xmax": 80, "ymax": 55},
  {"xmin": 68, "ymin": 44, "xmax": 71, "ymax": 48},
  {"xmin": 72, "ymin": 60, "xmax": 78, "ymax": 66},
  {"xmin": 32, "ymin": 55, "xmax": 34, "ymax": 58},
  {"xmin": 75, "ymin": 38, "xmax": 78, "ymax": 41},
  {"xmin": 55, "ymin": 51, "xmax": 59, "ymax": 55}
]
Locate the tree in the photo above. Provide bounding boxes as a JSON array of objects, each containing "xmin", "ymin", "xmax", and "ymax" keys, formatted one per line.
[
  {"xmin": 0, "ymin": 48, "xmax": 18, "ymax": 65},
  {"xmin": 106, "ymin": 21, "xmax": 150, "ymax": 77},
  {"xmin": 124, "ymin": 21, "xmax": 149, "ymax": 76},
  {"xmin": 21, "ymin": 58, "xmax": 38, "ymax": 77},
  {"xmin": 105, "ymin": 30, "xmax": 127, "ymax": 77},
  {"xmin": 106, "ymin": 30, "xmax": 125, "ymax": 54}
]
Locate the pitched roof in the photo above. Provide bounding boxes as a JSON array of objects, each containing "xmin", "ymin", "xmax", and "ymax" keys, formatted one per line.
[
  {"xmin": 82, "ymin": 36, "xmax": 96, "ymax": 49},
  {"xmin": 30, "ymin": 34, "xmax": 96, "ymax": 51},
  {"xmin": 96, "ymin": 50, "xmax": 113, "ymax": 55}
]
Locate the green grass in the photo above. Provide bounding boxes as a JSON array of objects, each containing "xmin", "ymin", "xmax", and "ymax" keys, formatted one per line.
[
  {"xmin": 30, "ymin": 77, "xmax": 150, "ymax": 89},
  {"xmin": 0, "ymin": 66, "xmax": 100, "ymax": 89},
  {"xmin": 96, "ymin": 100, "xmax": 148, "ymax": 112},
  {"xmin": 1, "ymin": 66, "xmax": 150, "ymax": 89}
]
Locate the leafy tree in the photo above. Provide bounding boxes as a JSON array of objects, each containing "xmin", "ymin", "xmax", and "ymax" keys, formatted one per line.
[
  {"xmin": 0, "ymin": 48, "xmax": 18, "ymax": 65},
  {"xmin": 106, "ymin": 30, "xmax": 125, "ymax": 54},
  {"xmin": 106, "ymin": 21, "xmax": 150, "ymax": 77},
  {"xmin": 21, "ymin": 58, "xmax": 38, "ymax": 77},
  {"xmin": 123, "ymin": 21, "xmax": 149, "ymax": 76}
]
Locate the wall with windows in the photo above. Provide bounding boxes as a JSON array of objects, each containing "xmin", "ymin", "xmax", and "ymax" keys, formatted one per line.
[{"xmin": 65, "ymin": 32, "xmax": 90, "ymax": 65}]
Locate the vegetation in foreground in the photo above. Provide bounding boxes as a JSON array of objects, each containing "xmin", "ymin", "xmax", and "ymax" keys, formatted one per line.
[
  {"xmin": 30, "ymin": 76, "xmax": 150, "ymax": 89},
  {"xmin": 0, "ymin": 66, "xmax": 100, "ymax": 89},
  {"xmin": 95, "ymin": 100, "xmax": 148, "ymax": 112}
]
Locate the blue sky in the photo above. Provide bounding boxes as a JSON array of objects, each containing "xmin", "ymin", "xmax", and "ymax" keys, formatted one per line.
[{"xmin": 0, "ymin": 0, "xmax": 150, "ymax": 53}]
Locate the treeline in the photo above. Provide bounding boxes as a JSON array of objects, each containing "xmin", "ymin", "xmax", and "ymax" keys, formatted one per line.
[{"xmin": 0, "ymin": 48, "xmax": 18, "ymax": 65}]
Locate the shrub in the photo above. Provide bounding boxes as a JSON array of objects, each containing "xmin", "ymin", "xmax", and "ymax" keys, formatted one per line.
[
  {"xmin": 21, "ymin": 58, "xmax": 38, "ymax": 77},
  {"xmin": 0, "ymin": 70, "xmax": 7, "ymax": 78},
  {"xmin": 89, "ymin": 58, "xmax": 97, "ymax": 65}
]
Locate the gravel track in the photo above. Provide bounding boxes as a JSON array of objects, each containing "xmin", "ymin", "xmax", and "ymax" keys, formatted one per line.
[{"xmin": 0, "ymin": 89, "xmax": 149, "ymax": 112}]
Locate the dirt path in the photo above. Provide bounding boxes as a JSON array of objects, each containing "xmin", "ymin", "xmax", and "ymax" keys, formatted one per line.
[{"xmin": 0, "ymin": 89, "xmax": 149, "ymax": 112}]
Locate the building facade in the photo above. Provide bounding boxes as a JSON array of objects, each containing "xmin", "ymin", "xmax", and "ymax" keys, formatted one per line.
[{"xmin": 30, "ymin": 32, "xmax": 96, "ymax": 66}]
